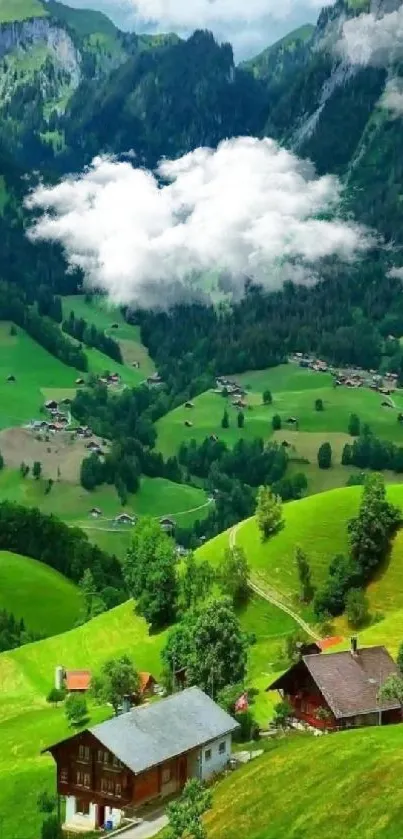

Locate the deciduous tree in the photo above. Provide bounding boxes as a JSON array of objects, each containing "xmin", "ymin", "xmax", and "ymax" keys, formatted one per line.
[
  {"xmin": 295, "ymin": 546, "xmax": 314, "ymax": 602},
  {"xmin": 256, "ymin": 485, "xmax": 283, "ymax": 541},
  {"xmin": 317, "ymin": 442, "xmax": 332, "ymax": 469},
  {"xmin": 92, "ymin": 656, "xmax": 139, "ymax": 715},
  {"xmin": 123, "ymin": 518, "xmax": 178, "ymax": 628},
  {"xmin": 167, "ymin": 779, "xmax": 212, "ymax": 839},
  {"xmin": 65, "ymin": 694, "xmax": 88, "ymax": 728},
  {"xmin": 219, "ymin": 546, "xmax": 249, "ymax": 607}
]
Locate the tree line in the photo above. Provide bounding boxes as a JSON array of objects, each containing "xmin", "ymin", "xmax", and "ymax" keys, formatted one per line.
[
  {"xmin": 62, "ymin": 310, "xmax": 123, "ymax": 364},
  {"xmin": 0, "ymin": 609, "xmax": 40, "ymax": 653}
]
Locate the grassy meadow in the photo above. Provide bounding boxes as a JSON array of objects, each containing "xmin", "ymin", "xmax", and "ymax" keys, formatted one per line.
[{"xmin": 0, "ymin": 551, "xmax": 82, "ymax": 635}]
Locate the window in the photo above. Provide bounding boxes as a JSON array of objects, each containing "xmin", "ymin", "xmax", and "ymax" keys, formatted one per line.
[
  {"xmin": 103, "ymin": 751, "xmax": 109, "ymax": 765},
  {"xmin": 101, "ymin": 778, "xmax": 108, "ymax": 793},
  {"xmin": 107, "ymin": 779, "xmax": 114, "ymax": 796},
  {"xmin": 76, "ymin": 771, "xmax": 84, "ymax": 787},
  {"xmin": 218, "ymin": 741, "xmax": 226, "ymax": 755},
  {"xmin": 204, "ymin": 749, "xmax": 212, "ymax": 762},
  {"xmin": 115, "ymin": 783, "xmax": 122, "ymax": 798},
  {"xmin": 162, "ymin": 766, "xmax": 172, "ymax": 784},
  {"xmin": 78, "ymin": 745, "xmax": 90, "ymax": 762},
  {"xmin": 97, "ymin": 750, "xmax": 104, "ymax": 764},
  {"xmin": 78, "ymin": 745, "xmax": 84, "ymax": 759},
  {"xmin": 83, "ymin": 774, "xmax": 91, "ymax": 789},
  {"xmin": 60, "ymin": 768, "xmax": 68, "ymax": 784},
  {"xmin": 76, "ymin": 799, "xmax": 90, "ymax": 816},
  {"xmin": 112, "ymin": 756, "xmax": 121, "ymax": 769}
]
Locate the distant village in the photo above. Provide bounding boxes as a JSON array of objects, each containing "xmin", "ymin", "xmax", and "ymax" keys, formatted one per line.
[{"xmin": 290, "ymin": 353, "xmax": 399, "ymax": 395}]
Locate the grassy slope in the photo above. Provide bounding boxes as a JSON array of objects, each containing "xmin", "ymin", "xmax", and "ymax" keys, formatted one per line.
[
  {"xmin": 0, "ymin": 601, "xmax": 165, "ymax": 839},
  {"xmin": 62, "ymin": 295, "xmax": 155, "ymax": 382},
  {"xmin": 0, "ymin": 470, "xmax": 210, "ymax": 560},
  {"xmin": 198, "ymin": 484, "xmax": 403, "ymax": 617},
  {"xmin": 0, "ymin": 0, "xmax": 46, "ymax": 22},
  {"xmin": 205, "ymin": 725, "xmax": 403, "ymax": 839},
  {"xmin": 45, "ymin": 0, "xmax": 117, "ymax": 37},
  {"xmin": 0, "ymin": 323, "xmax": 77, "ymax": 429},
  {"xmin": 0, "ymin": 551, "xmax": 82, "ymax": 635},
  {"xmin": 156, "ymin": 363, "xmax": 403, "ymax": 495}
]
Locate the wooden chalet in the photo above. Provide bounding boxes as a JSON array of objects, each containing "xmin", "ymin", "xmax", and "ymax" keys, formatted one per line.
[
  {"xmin": 43, "ymin": 687, "xmax": 238, "ymax": 831},
  {"xmin": 267, "ymin": 640, "xmax": 401, "ymax": 730},
  {"xmin": 65, "ymin": 670, "xmax": 92, "ymax": 693}
]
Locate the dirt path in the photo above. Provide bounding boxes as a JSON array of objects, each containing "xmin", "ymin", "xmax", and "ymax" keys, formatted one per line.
[{"xmin": 229, "ymin": 520, "xmax": 321, "ymax": 641}]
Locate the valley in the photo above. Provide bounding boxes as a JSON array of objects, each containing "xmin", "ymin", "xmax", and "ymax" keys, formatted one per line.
[{"xmin": 1, "ymin": 0, "xmax": 403, "ymax": 837}]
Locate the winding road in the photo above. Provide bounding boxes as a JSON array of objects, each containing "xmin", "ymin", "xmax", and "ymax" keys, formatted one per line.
[{"xmin": 229, "ymin": 519, "xmax": 321, "ymax": 641}]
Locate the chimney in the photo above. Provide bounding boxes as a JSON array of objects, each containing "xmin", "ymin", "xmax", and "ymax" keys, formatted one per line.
[{"xmin": 350, "ymin": 636, "xmax": 358, "ymax": 656}]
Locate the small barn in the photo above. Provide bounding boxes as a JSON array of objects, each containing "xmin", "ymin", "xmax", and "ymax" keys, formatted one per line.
[
  {"xmin": 137, "ymin": 672, "xmax": 157, "ymax": 700},
  {"xmin": 45, "ymin": 400, "xmax": 58, "ymax": 411},
  {"xmin": 160, "ymin": 517, "xmax": 175, "ymax": 535},
  {"xmin": 7, "ymin": 374, "xmax": 16, "ymax": 382},
  {"xmin": 115, "ymin": 513, "xmax": 136, "ymax": 526},
  {"xmin": 89, "ymin": 508, "xmax": 102, "ymax": 519},
  {"xmin": 75, "ymin": 378, "xmax": 85, "ymax": 385},
  {"xmin": 184, "ymin": 420, "xmax": 193, "ymax": 428},
  {"xmin": 65, "ymin": 670, "xmax": 92, "ymax": 693},
  {"xmin": 267, "ymin": 640, "xmax": 400, "ymax": 730}
]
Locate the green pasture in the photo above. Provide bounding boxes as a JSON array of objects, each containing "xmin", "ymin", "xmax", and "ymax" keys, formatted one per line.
[
  {"xmin": 0, "ymin": 551, "xmax": 82, "ymax": 635},
  {"xmin": 62, "ymin": 295, "xmax": 155, "ymax": 381},
  {"xmin": 156, "ymin": 363, "xmax": 403, "ymax": 460},
  {"xmin": 205, "ymin": 724, "xmax": 403, "ymax": 839},
  {"xmin": 0, "ymin": 322, "xmax": 78, "ymax": 429},
  {"xmin": 0, "ymin": 470, "xmax": 209, "ymax": 525}
]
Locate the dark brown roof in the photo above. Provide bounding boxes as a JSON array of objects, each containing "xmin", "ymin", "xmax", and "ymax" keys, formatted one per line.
[{"xmin": 269, "ymin": 646, "xmax": 399, "ymax": 719}]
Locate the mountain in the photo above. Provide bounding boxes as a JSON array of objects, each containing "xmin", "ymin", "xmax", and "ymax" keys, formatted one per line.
[
  {"xmin": 0, "ymin": 0, "xmax": 178, "ymax": 166},
  {"xmin": 257, "ymin": 0, "xmax": 403, "ymax": 245},
  {"xmin": 64, "ymin": 29, "xmax": 267, "ymax": 168}
]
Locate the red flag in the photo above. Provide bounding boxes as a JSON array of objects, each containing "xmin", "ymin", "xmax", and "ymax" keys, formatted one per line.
[{"xmin": 235, "ymin": 692, "xmax": 248, "ymax": 713}]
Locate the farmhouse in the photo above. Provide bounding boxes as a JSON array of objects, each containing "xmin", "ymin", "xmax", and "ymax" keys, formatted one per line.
[
  {"xmin": 115, "ymin": 513, "xmax": 136, "ymax": 526},
  {"xmin": 65, "ymin": 670, "xmax": 92, "ymax": 693},
  {"xmin": 43, "ymin": 687, "xmax": 238, "ymax": 831},
  {"xmin": 160, "ymin": 517, "xmax": 175, "ymax": 534},
  {"xmin": 89, "ymin": 507, "xmax": 102, "ymax": 518},
  {"xmin": 137, "ymin": 672, "xmax": 157, "ymax": 699},
  {"xmin": 267, "ymin": 640, "xmax": 401, "ymax": 730}
]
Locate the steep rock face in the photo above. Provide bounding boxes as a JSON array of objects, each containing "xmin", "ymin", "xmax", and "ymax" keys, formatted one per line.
[{"xmin": 0, "ymin": 18, "xmax": 80, "ymax": 84}]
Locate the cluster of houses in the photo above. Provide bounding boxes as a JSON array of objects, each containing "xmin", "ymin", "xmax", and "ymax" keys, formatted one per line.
[
  {"xmin": 292, "ymin": 353, "xmax": 399, "ymax": 396},
  {"xmin": 98, "ymin": 373, "xmax": 121, "ymax": 388},
  {"xmin": 29, "ymin": 399, "xmax": 72, "ymax": 434},
  {"xmin": 214, "ymin": 377, "xmax": 248, "ymax": 409}
]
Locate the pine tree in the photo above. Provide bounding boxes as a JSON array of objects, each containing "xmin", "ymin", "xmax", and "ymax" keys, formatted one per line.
[{"xmin": 295, "ymin": 546, "xmax": 314, "ymax": 602}]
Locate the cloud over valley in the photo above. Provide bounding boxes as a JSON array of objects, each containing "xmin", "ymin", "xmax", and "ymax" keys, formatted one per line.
[{"xmin": 26, "ymin": 137, "xmax": 371, "ymax": 308}]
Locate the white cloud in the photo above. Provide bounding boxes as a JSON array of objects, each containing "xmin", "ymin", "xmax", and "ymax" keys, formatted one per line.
[
  {"xmin": 388, "ymin": 266, "xmax": 403, "ymax": 280},
  {"xmin": 26, "ymin": 137, "xmax": 371, "ymax": 308},
  {"xmin": 380, "ymin": 77, "xmax": 403, "ymax": 116},
  {"xmin": 339, "ymin": 6, "xmax": 403, "ymax": 67}
]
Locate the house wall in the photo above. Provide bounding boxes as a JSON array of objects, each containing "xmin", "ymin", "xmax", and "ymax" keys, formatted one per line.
[
  {"xmin": 199, "ymin": 734, "xmax": 232, "ymax": 780},
  {"xmin": 65, "ymin": 796, "xmax": 122, "ymax": 829}
]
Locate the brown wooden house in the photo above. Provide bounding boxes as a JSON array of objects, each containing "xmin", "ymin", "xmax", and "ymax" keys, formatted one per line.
[
  {"xmin": 43, "ymin": 687, "xmax": 238, "ymax": 831},
  {"xmin": 267, "ymin": 641, "xmax": 401, "ymax": 731}
]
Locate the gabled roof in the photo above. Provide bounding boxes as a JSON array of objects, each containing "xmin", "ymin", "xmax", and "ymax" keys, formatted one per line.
[
  {"xmin": 89, "ymin": 687, "xmax": 238, "ymax": 773},
  {"xmin": 138, "ymin": 672, "xmax": 156, "ymax": 693},
  {"xmin": 268, "ymin": 646, "xmax": 399, "ymax": 719},
  {"xmin": 65, "ymin": 670, "xmax": 92, "ymax": 691}
]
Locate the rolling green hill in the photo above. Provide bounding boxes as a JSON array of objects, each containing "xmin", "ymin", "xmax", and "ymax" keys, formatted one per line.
[
  {"xmin": 198, "ymin": 484, "xmax": 403, "ymax": 619},
  {"xmin": 0, "ymin": 551, "xmax": 82, "ymax": 635},
  {"xmin": 205, "ymin": 724, "xmax": 403, "ymax": 839},
  {"xmin": 0, "ymin": 590, "xmax": 293, "ymax": 839}
]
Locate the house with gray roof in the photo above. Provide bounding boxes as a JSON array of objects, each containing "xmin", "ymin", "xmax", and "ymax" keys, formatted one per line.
[
  {"xmin": 43, "ymin": 687, "xmax": 238, "ymax": 831},
  {"xmin": 267, "ymin": 639, "xmax": 401, "ymax": 731}
]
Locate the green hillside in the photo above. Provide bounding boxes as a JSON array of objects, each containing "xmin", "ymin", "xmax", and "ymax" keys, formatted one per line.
[
  {"xmin": 242, "ymin": 24, "xmax": 314, "ymax": 81},
  {"xmin": 0, "ymin": 592, "xmax": 293, "ymax": 839},
  {"xmin": 0, "ymin": 0, "xmax": 46, "ymax": 22},
  {"xmin": 0, "ymin": 322, "xmax": 77, "ymax": 429},
  {"xmin": 62, "ymin": 295, "xmax": 155, "ymax": 383},
  {"xmin": 45, "ymin": 0, "xmax": 117, "ymax": 37},
  {"xmin": 157, "ymin": 363, "xmax": 403, "ymax": 457},
  {"xmin": 0, "ymin": 551, "xmax": 82, "ymax": 635},
  {"xmin": 198, "ymin": 484, "xmax": 403, "ymax": 618},
  {"xmin": 205, "ymin": 724, "xmax": 403, "ymax": 839}
]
